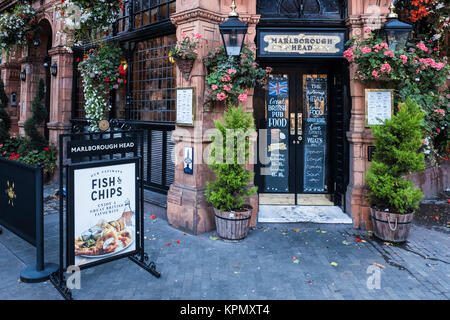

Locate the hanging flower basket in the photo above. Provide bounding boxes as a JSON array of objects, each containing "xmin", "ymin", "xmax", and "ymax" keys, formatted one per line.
[{"xmin": 175, "ymin": 58, "xmax": 195, "ymax": 80}]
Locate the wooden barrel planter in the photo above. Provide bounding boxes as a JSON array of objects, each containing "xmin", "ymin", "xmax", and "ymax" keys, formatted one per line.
[
  {"xmin": 370, "ymin": 207, "xmax": 414, "ymax": 243},
  {"xmin": 214, "ymin": 206, "xmax": 252, "ymax": 241}
]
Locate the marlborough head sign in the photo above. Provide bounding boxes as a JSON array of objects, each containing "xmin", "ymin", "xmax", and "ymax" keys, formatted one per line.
[{"xmin": 258, "ymin": 29, "xmax": 346, "ymax": 58}]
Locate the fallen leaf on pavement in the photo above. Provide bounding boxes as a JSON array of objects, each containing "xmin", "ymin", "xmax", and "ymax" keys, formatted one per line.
[
  {"xmin": 330, "ymin": 262, "xmax": 338, "ymax": 267},
  {"xmin": 293, "ymin": 260, "xmax": 300, "ymax": 264},
  {"xmin": 383, "ymin": 242, "xmax": 393, "ymax": 246},
  {"xmin": 342, "ymin": 240, "xmax": 352, "ymax": 246},
  {"xmin": 150, "ymin": 214, "xmax": 156, "ymax": 219},
  {"xmin": 372, "ymin": 263, "xmax": 386, "ymax": 269},
  {"xmin": 292, "ymin": 229, "xmax": 300, "ymax": 232},
  {"xmin": 209, "ymin": 235, "xmax": 218, "ymax": 240}
]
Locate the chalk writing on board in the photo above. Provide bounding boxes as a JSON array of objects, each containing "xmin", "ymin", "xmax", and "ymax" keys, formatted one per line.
[
  {"xmin": 303, "ymin": 75, "xmax": 328, "ymax": 193},
  {"xmin": 264, "ymin": 76, "xmax": 289, "ymax": 192}
]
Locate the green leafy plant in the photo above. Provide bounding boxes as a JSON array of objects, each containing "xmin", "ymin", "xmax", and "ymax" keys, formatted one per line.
[
  {"xmin": 169, "ymin": 33, "xmax": 202, "ymax": 60},
  {"xmin": 203, "ymin": 45, "xmax": 271, "ymax": 104},
  {"xmin": 0, "ymin": 3, "xmax": 39, "ymax": 55},
  {"xmin": 0, "ymin": 78, "xmax": 11, "ymax": 143},
  {"xmin": 395, "ymin": 0, "xmax": 449, "ymax": 52},
  {"xmin": 345, "ymin": 28, "xmax": 449, "ymax": 161},
  {"xmin": 0, "ymin": 137, "xmax": 58, "ymax": 174},
  {"xmin": 365, "ymin": 98, "xmax": 425, "ymax": 214},
  {"xmin": 77, "ymin": 42, "xmax": 125, "ymax": 130},
  {"xmin": 205, "ymin": 104, "xmax": 257, "ymax": 212},
  {"xmin": 23, "ymin": 79, "xmax": 47, "ymax": 151},
  {"xmin": 56, "ymin": 0, "xmax": 124, "ymax": 47}
]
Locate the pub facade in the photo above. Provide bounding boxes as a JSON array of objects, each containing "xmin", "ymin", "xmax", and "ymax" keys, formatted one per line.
[{"xmin": 0, "ymin": 0, "xmax": 396, "ymax": 234}]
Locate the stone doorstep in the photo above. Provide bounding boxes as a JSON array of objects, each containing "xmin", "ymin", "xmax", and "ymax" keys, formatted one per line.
[{"xmin": 258, "ymin": 205, "xmax": 353, "ymax": 224}]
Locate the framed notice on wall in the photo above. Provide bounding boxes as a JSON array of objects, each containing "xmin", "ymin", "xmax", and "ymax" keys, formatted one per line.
[
  {"xmin": 176, "ymin": 87, "xmax": 196, "ymax": 126},
  {"xmin": 365, "ymin": 89, "xmax": 394, "ymax": 126},
  {"xmin": 67, "ymin": 158, "xmax": 139, "ymax": 269}
]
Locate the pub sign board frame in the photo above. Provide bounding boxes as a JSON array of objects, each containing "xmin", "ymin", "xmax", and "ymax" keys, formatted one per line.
[
  {"xmin": 176, "ymin": 87, "xmax": 196, "ymax": 126},
  {"xmin": 257, "ymin": 27, "xmax": 347, "ymax": 59},
  {"xmin": 365, "ymin": 89, "xmax": 394, "ymax": 127},
  {"xmin": 51, "ymin": 127, "xmax": 160, "ymax": 300},
  {"xmin": 66, "ymin": 157, "xmax": 140, "ymax": 270}
]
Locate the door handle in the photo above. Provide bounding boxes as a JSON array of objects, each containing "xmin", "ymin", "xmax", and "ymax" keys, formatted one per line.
[
  {"xmin": 297, "ymin": 113, "xmax": 303, "ymax": 137},
  {"xmin": 290, "ymin": 113, "xmax": 295, "ymax": 135}
]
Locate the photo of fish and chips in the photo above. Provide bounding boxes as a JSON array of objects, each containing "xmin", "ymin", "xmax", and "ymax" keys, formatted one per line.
[{"xmin": 75, "ymin": 210, "xmax": 135, "ymax": 260}]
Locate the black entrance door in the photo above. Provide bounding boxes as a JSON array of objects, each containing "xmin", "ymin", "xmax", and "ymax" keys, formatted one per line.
[{"xmin": 256, "ymin": 66, "xmax": 333, "ymax": 205}]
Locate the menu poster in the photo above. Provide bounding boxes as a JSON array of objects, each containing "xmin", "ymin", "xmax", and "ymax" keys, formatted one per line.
[
  {"xmin": 176, "ymin": 87, "xmax": 195, "ymax": 126},
  {"xmin": 303, "ymin": 75, "xmax": 328, "ymax": 193},
  {"xmin": 365, "ymin": 89, "xmax": 394, "ymax": 126},
  {"xmin": 70, "ymin": 159, "xmax": 138, "ymax": 268},
  {"xmin": 264, "ymin": 76, "xmax": 289, "ymax": 193}
]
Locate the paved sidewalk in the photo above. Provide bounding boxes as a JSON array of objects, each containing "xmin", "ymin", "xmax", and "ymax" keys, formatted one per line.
[{"xmin": 0, "ymin": 203, "xmax": 449, "ymax": 300}]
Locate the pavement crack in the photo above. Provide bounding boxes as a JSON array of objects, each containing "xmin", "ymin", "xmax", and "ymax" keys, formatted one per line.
[{"xmin": 402, "ymin": 245, "xmax": 450, "ymax": 265}]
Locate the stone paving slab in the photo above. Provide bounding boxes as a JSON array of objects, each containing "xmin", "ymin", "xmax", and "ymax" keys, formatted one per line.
[{"xmin": 0, "ymin": 206, "xmax": 449, "ymax": 300}]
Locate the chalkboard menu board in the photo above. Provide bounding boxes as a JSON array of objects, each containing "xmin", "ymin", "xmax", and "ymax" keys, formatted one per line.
[
  {"xmin": 303, "ymin": 75, "xmax": 328, "ymax": 193},
  {"xmin": 263, "ymin": 76, "xmax": 289, "ymax": 192}
]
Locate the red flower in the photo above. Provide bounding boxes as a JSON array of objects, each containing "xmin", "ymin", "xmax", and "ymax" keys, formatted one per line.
[
  {"xmin": 76, "ymin": 58, "xmax": 80, "ymax": 62},
  {"xmin": 355, "ymin": 238, "xmax": 361, "ymax": 242},
  {"xmin": 105, "ymin": 77, "xmax": 110, "ymax": 82},
  {"xmin": 45, "ymin": 147, "xmax": 50, "ymax": 151},
  {"xmin": 119, "ymin": 65, "xmax": 127, "ymax": 76},
  {"xmin": 177, "ymin": 240, "xmax": 181, "ymax": 244},
  {"xmin": 83, "ymin": 54, "xmax": 88, "ymax": 59},
  {"xmin": 150, "ymin": 214, "xmax": 156, "ymax": 219},
  {"xmin": 166, "ymin": 242, "xmax": 171, "ymax": 246}
]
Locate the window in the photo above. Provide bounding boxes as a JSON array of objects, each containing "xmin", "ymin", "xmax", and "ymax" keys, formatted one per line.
[
  {"xmin": 129, "ymin": 35, "xmax": 177, "ymax": 122},
  {"xmin": 257, "ymin": 0, "xmax": 343, "ymax": 19},
  {"xmin": 133, "ymin": 0, "xmax": 176, "ymax": 29}
]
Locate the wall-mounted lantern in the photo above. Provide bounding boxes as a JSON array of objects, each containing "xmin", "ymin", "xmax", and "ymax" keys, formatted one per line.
[
  {"xmin": 20, "ymin": 69, "xmax": 26, "ymax": 81},
  {"xmin": 219, "ymin": 0, "xmax": 248, "ymax": 57},
  {"xmin": 10, "ymin": 92, "xmax": 17, "ymax": 107},
  {"xmin": 50, "ymin": 62, "xmax": 58, "ymax": 77},
  {"xmin": 383, "ymin": 2, "xmax": 413, "ymax": 51}
]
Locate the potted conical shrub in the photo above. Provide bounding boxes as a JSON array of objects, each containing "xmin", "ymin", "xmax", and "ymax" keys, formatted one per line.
[
  {"xmin": 366, "ymin": 98, "xmax": 425, "ymax": 242},
  {"xmin": 205, "ymin": 104, "xmax": 257, "ymax": 241}
]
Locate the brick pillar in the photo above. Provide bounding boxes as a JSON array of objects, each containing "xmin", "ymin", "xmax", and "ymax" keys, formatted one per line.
[
  {"xmin": 47, "ymin": 46, "xmax": 73, "ymax": 144},
  {"xmin": 0, "ymin": 58, "xmax": 21, "ymax": 136},
  {"xmin": 345, "ymin": 1, "xmax": 389, "ymax": 230},
  {"xmin": 167, "ymin": 0, "xmax": 259, "ymax": 234}
]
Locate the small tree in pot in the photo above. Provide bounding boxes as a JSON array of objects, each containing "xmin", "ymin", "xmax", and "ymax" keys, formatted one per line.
[
  {"xmin": 366, "ymin": 97, "xmax": 425, "ymax": 242},
  {"xmin": 205, "ymin": 104, "xmax": 257, "ymax": 241}
]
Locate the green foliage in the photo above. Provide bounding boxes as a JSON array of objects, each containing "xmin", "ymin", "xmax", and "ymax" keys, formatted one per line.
[
  {"xmin": 345, "ymin": 29, "xmax": 449, "ymax": 160},
  {"xmin": 0, "ymin": 137, "xmax": 57, "ymax": 174},
  {"xmin": 77, "ymin": 42, "xmax": 125, "ymax": 130},
  {"xmin": 203, "ymin": 45, "xmax": 271, "ymax": 104},
  {"xmin": 0, "ymin": 3, "xmax": 39, "ymax": 55},
  {"xmin": 24, "ymin": 79, "xmax": 47, "ymax": 151},
  {"xmin": 0, "ymin": 78, "xmax": 11, "ymax": 143},
  {"xmin": 169, "ymin": 33, "xmax": 201, "ymax": 60},
  {"xmin": 365, "ymin": 98, "xmax": 425, "ymax": 214},
  {"xmin": 205, "ymin": 104, "xmax": 257, "ymax": 211}
]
